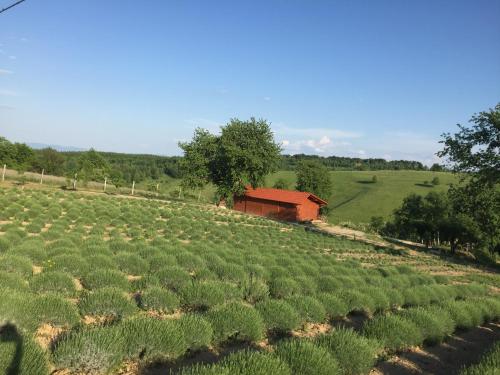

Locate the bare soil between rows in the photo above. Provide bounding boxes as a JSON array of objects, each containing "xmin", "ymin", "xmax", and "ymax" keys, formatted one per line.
[
  {"xmin": 131, "ymin": 321, "xmax": 500, "ymax": 375},
  {"xmin": 372, "ymin": 322, "xmax": 500, "ymax": 375}
]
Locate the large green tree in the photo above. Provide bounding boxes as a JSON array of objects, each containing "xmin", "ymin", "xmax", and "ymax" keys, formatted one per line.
[
  {"xmin": 438, "ymin": 103, "xmax": 499, "ymax": 254},
  {"xmin": 179, "ymin": 118, "xmax": 281, "ymax": 202},
  {"xmin": 77, "ymin": 149, "xmax": 110, "ymax": 183},
  {"xmin": 295, "ymin": 160, "xmax": 332, "ymax": 202}
]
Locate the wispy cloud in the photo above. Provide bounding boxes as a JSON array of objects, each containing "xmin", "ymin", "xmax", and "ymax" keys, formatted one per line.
[
  {"xmin": 263, "ymin": 96, "xmax": 271, "ymax": 101},
  {"xmin": 0, "ymin": 104, "xmax": 14, "ymax": 110},
  {"xmin": 0, "ymin": 69, "xmax": 13, "ymax": 75}
]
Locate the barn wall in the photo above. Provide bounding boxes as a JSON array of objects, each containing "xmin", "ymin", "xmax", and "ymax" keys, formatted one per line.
[
  {"xmin": 233, "ymin": 196, "xmax": 297, "ymax": 221},
  {"xmin": 296, "ymin": 199, "xmax": 320, "ymax": 221}
]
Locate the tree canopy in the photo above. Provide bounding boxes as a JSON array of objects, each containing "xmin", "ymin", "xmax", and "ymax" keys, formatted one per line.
[
  {"xmin": 295, "ymin": 160, "xmax": 333, "ymax": 202},
  {"xmin": 179, "ymin": 118, "xmax": 282, "ymax": 202}
]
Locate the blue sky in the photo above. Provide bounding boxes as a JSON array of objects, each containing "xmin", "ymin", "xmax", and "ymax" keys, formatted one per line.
[{"xmin": 1, "ymin": 0, "xmax": 499, "ymax": 164}]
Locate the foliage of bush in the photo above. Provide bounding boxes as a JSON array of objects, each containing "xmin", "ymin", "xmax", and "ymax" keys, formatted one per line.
[
  {"xmin": 220, "ymin": 350, "xmax": 291, "ymax": 375},
  {"xmin": 78, "ymin": 287, "xmax": 137, "ymax": 318},
  {"xmin": 157, "ymin": 266, "xmax": 192, "ymax": 291},
  {"xmin": 255, "ymin": 299, "xmax": 300, "ymax": 334},
  {"xmin": 207, "ymin": 302, "xmax": 264, "ymax": 344},
  {"xmin": 363, "ymin": 314, "xmax": 423, "ymax": 351},
  {"xmin": 120, "ymin": 316, "xmax": 188, "ymax": 361},
  {"xmin": 285, "ymin": 295, "xmax": 327, "ymax": 324},
  {"xmin": 0, "ymin": 255, "xmax": 33, "ymax": 277},
  {"xmin": 316, "ymin": 328, "xmax": 380, "ymax": 375},
  {"xmin": 32, "ymin": 293, "xmax": 80, "ymax": 328},
  {"xmin": 82, "ymin": 269, "xmax": 129, "ymax": 291},
  {"xmin": 177, "ymin": 313, "xmax": 214, "ymax": 350},
  {"xmin": 52, "ymin": 326, "xmax": 125, "ymax": 374},
  {"xmin": 115, "ymin": 252, "xmax": 149, "ymax": 275},
  {"xmin": 139, "ymin": 287, "xmax": 180, "ymax": 313},
  {"xmin": 30, "ymin": 271, "xmax": 77, "ymax": 297},
  {"xmin": 275, "ymin": 339, "xmax": 341, "ymax": 375}
]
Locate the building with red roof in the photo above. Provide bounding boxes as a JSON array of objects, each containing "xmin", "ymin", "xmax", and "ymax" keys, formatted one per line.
[{"xmin": 233, "ymin": 187, "xmax": 328, "ymax": 222}]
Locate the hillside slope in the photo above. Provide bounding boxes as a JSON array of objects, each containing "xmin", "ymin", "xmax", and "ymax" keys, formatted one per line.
[{"xmin": 266, "ymin": 170, "xmax": 458, "ymax": 224}]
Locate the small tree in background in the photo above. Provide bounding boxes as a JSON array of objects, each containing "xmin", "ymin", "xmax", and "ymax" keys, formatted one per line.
[
  {"xmin": 295, "ymin": 160, "xmax": 332, "ymax": 202},
  {"xmin": 273, "ymin": 178, "xmax": 290, "ymax": 190},
  {"xmin": 369, "ymin": 216, "xmax": 385, "ymax": 234},
  {"xmin": 372, "ymin": 175, "xmax": 378, "ymax": 183},
  {"xmin": 431, "ymin": 176, "xmax": 440, "ymax": 186}
]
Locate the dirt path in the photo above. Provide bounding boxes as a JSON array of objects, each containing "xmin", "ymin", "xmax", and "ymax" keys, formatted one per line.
[{"xmin": 372, "ymin": 323, "xmax": 500, "ymax": 375}]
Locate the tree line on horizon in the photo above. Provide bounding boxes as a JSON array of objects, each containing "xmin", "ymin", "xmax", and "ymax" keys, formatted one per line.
[{"xmin": 0, "ymin": 137, "xmax": 442, "ymax": 188}]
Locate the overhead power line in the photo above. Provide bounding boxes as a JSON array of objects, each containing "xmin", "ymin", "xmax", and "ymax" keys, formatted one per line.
[{"xmin": 0, "ymin": 0, "xmax": 26, "ymax": 14}]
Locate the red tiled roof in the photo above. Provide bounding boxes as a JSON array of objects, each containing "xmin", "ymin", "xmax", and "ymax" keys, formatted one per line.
[{"xmin": 242, "ymin": 187, "xmax": 328, "ymax": 206}]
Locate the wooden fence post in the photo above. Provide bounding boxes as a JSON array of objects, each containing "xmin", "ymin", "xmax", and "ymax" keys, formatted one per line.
[
  {"xmin": 1, "ymin": 164, "xmax": 5, "ymax": 182},
  {"xmin": 40, "ymin": 169, "xmax": 44, "ymax": 184},
  {"xmin": 104, "ymin": 177, "xmax": 107, "ymax": 192},
  {"xmin": 131, "ymin": 180, "xmax": 135, "ymax": 195},
  {"xmin": 73, "ymin": 173, "xmax": 77, "ymax": 190}
]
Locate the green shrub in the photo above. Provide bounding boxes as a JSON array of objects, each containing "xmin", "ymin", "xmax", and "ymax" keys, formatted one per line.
[
  {"xmin": 285, "ymin": 295, "xmax": 326, "ymax": 324},
  {"xmin": 120, "ymin": 316, "xmax": 188, "ymax": 361},
  {"xmin": 275, "ymin": 339, "xmax": 340, "ymax": 375},
  {"xmin": 82, "ymin": 269, "xmax": 129, "ymax": 291},
  {"xmin": 255, "ymin": 299, "xmax": 300, "ymax": 334},
  {"xmin": 84, "ymin": 254, "xmax": 117, "ymax": 271},
  {"xmin": 139, "ymin": 287, "xmax": 180, "ymax": 313},
  {"xmin": 52, "ymin": 326, "xmax": 126, "ymax": 374},
  {"xmin": 221, "ymin": 350, "xmax": 291, "ymax": 375},
  {"xmin": 316, "ymin": 328, "xmax": 380, "ymax": 375},
  {"xmin": 32, "ymin": 294, "xmax": 80, "ymax": 328},
  {"xmin": 0, "ymin": 325, "xmax": 50, "ymax": 375},
  {"xmin": 318, "ymin": 293, "xmax": 349, "ymax": 319},
  {"xmin": 0, "ymin": 271, "xmax": 29, "ymax": 291},
  {"xmin": 363, "ymin": 314, "xmax": 423, "ymax": 351},
  {"xmin": 157, "ymin": 266, "xmax": 192, "ymax": 291},
  {"xmin": 181, "ymin": 281, "xmax": 240, "ymax": 310},
  {"xmin": 78, "ymin": 287, "xmax": 137, "ymax": 318},
  {"xmin": 207, "ymin": 302, "xmax": 264, "ymax": 344},
  {"xmin": 336, "ymin": 290, "xmax": 374, "ymax": 314},
  {"xmin": 399, "ymin": 307, "xmax": 449, "ymax": 345},
  {"xmin": 48, "ymin": 254, "xmax": 89, "ymax": 277},
  {"xmin": 30, "ymin": 271, "xmax": 77, "ymax": 297},
  {"xmin": 0, "ymin": 255, "xmax": 33, "ymax": 277},
  {"xmin": 178, "ymin": 313, "xmax": 214, "ymax": 350},
  {"xmin": 242, "ymin": 278, "xmax": 269, "ymax": 304},
  {"xmin": 115, "ymin": 253, "xmax": 149, "ymax": 275},
  {"xmin": 269, "ymin": 277, "xmax": 300, "ymax": 298}
]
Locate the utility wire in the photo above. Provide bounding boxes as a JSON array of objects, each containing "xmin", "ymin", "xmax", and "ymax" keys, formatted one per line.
[{"xmin": 0, "ymin": 0, "xmax": 26, "ymax": 14}]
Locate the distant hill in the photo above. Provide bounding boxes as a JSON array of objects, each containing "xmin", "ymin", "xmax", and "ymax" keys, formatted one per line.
[
  {"xmin": 27, "ymin": 143, "xmax": 86, "ymax": 152},
  {"xmin": 266, "ymin": 170, "xmax": 458, "ymax": 224}
]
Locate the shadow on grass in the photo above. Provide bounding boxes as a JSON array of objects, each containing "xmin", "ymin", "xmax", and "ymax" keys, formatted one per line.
[
  {"xmin": 0, "ymin": 323, "xmax": 23, "ymax": 375},
  {"xmin": 414, "ymin": 183, "xmax": 434, "ymax": 188},
  {"xmin": 356, "ymin": 180, "xmax": 376, "ymax": 184},
  {"xmin": 139, "ymin": 341, "xmax": 261, "ymax": 375},
  {"xmin": 375, "ymin": 323, "xmax": 500, "ymax": 375}
]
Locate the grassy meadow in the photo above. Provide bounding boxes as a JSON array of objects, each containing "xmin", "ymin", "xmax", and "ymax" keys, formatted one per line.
[
  {"xmin": 266, "ymin": 170, "xmax": 458, "ymax": 224},
  {"xmin": 0, "ymin": 185, "xmax": 498, "ymax": 374}
]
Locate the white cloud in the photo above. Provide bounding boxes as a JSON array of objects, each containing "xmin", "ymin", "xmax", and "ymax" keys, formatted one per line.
[
  {"xmin": 273, "ymin": 123, "xmax": 363, "ymax": 140},
  {"xmin": 263, "ymin": 96, "xmax": 271, "ymax": 101},
  {"xmin": 357, "ymin": 150, "xmax": 366, "ymax": 156},
  {"xmin": 281, "ymin": 140, "xmax": 290, "ymax": 146},
  {"xmin": 8, "ymin": 56, "xmax": 16, "ymax": 60},
  {"xmin": 0, "ymin": 104, "xmax": 14, "ymax": 110},
  {"xmin": 0, "ymin": 69, "xmax": 13, "ymax": 75}
]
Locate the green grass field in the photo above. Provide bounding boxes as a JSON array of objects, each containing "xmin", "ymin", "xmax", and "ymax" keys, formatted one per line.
[
  {"xmin": 266, "ymin": 170, "xmax": 458, "ymax": 224},
  {"xmin": 0, "ymin": 185, "xmax": 498, "ymax": 374}
]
